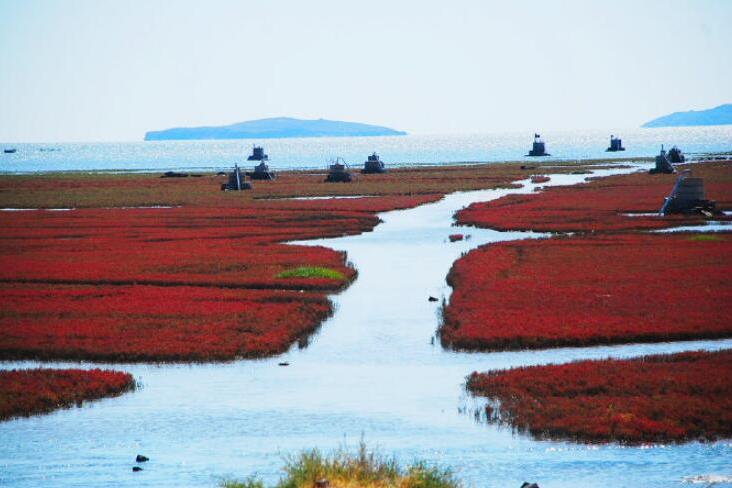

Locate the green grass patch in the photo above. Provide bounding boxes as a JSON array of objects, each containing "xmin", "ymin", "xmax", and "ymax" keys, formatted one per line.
[
  {"xmin": 276, "ymin": 266, "xmax": 345, "ymax": 281},
  {"xmin": 222, "ymin": 443, "xmax": 460, "ymax": 488},
  {"xmin": 687, "ymin": 234, "xmax": 725, "ymax": 242}
]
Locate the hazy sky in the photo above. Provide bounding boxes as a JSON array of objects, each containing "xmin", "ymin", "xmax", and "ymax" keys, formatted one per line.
[{"xmin": 1, "ymin": 0, "xmax": 731, "ymax": 142}]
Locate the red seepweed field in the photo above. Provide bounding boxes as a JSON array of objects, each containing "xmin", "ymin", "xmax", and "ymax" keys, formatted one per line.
[
  {"xmin": 0, "ymin": 284, "xmax": 334, "ymax": 361},
  {"xmin": 447, "ymin": 160, "xmax": 732, "ymax": 443},
  {"xmin": 0, "ymin": 194, "xmax": 439, "ymax": 362},
  {"xmin": 467, "ymin": 349, "xmax": 732, "ymax": 444},
  {"xmin": 0, "ymin": 368, "xmax": 135, "ymax": 421},
  {"xmin": 3, "ymin": 164, "xmax": 548, "ymax": 363},
  {"xmin": 456, "ymin": 161, "xmax": 732, "ymax": 233},
  {"xmin": 441, "ymin": 232, "xmax": 732, "ymax": 351}
]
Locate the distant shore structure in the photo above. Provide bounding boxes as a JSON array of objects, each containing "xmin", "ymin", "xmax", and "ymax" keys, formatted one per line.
[
  {"xmin": 650, "ymin": 145, "xmax": 675, "ymax": 174},
  {"xmin": 247, "ymin": 161, "xmax": 276, "ymax": 180},
  {"xmin": 325, "ymin": 158, "xmax": 353, "ymax": 182},
  {"xmin": 668, "ymin": 145, "xmax": 685, "ymax": 163},
  {"xmin": 361, "ymin": 152, "xmax": 387, "ymax": 174},
  {"xmin": 606, "ymin": 135, "xmax": 625, "ymax": 152},
  {"xmin": 660, "ymin": 170, "xmax": 719, "ymax": 215},
  {"xmin": 247, "ymin": 145, "xmax": 268, "ymax": 161},
  {"xmin": 221, "ymin": 164, "xmax": 252, "ymax": 191},
  {"xmin": 526, "ymin": 133, "xmax": 550, "ymax": 157}
]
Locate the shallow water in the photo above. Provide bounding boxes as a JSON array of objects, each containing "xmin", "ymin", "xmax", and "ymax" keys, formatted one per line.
[
  {"xmin": 1, "ymin": 163, "xmax": 731, "ymax": 488},
  {"xmin": 1, "ymin": 126, "xmax": 731, "ymax": 173}
]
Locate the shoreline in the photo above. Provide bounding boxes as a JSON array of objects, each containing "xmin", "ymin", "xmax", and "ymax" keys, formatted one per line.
[{"xmin": 0, "ymin": 155, "xmax": 651, "ymax": 177}]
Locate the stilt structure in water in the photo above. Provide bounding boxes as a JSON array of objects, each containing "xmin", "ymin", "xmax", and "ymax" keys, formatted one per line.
[
  {"xmin": 526, "ymin": 133, "xmax": 550, "ymax": 157},
  {"xmin": 606, "ymin": 135, "xmax": 625, "ymax": 152},
  {"xmin": 247, "ymin": 145, "xmax": 268, "ymax": 161}
]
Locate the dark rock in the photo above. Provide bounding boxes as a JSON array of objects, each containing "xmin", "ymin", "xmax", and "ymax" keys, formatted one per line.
[
  {"xmin": 520, "ymin": 165, "xmax": 537, "ymax": 170},
  {"xmin": 161, "ymin": 171, "xmax": 189, "ymax": 178},
  {"xmin": 278, "ymin": 362, "xmax": 290, "ymax": 367},
  {"xmin": 428, "ymin": 296, "xmax": 438, "ymax": 302},
  {"xmin": 132, "ymin": 466, "xmax": 143, "ymax": 472},
  {"xmin": 136, "ymin": 454, "xmax": 149, "ymax": 463},
  {"xmin": 216, "ymin": 171, "xmax": 227, "ymax": 176},
  {"xmin": 520, "ymin": 483, "xmax": 539, "ymax": 488}
]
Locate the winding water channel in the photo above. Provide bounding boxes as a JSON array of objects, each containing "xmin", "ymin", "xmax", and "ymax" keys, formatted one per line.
[{"xmin": 1, "ymin": 163, "xmax": 731, "ymax": 488}]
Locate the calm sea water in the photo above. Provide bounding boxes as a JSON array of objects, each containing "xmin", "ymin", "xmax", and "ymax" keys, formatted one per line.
[
  {"xmin": 1, "ymin": 165, "xmax": 731, "ymax": 487},
  {"xmin": 1, "ymin": 126, "xmax": 731, "ymax": 173}
]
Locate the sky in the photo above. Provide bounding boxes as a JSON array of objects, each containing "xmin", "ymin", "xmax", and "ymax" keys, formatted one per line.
[{"xmin": 0, "ymin": 0, "xmax": 731, "ymax": 142}]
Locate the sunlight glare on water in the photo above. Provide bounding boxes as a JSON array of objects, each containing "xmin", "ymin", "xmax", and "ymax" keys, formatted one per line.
[{"xmin": 1, "ymin": 126, "xmax": 731, "ymax": 173}]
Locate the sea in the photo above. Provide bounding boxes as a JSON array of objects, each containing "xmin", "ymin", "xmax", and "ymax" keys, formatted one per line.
[{"xmin": 1, "ymin": 126, "xmax": 731, "ymax": 173}]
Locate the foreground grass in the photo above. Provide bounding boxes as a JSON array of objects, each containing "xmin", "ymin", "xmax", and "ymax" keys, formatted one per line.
[
  {"xmin": 223, "ymin": 444, "xmax": 459, "ymax": 488},
  {"xmin": 688, "ymin": 233, "xmax": 725, "ymax": 242}
]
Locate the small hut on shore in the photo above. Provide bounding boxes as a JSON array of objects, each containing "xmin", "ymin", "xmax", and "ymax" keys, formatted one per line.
[
  {"xmin": 526, "ymin": 133, "xmax": 550, "ymax": 157},
  {"xmin": 247, "ymin": 160, "xmax": 276, "ymax": 180},
  {"xmin": 649, "ymin": 145, "xmax": 675, "ymax": 174},
  {"xmin": 362, "ymin": 152, "xmax": 387, "ymax": 174},
  {"xmin": 221, "ymin": 164, "xmax": 252, "ymax": 191},
  {"xmin": 325, "ymin": 158, "xmax": 353, "ymax": 182},
  {"xmin": 606, "ymin": 135, "xmax": 625, "ymax": 152},
  {"xmin": 668, "ymin": 146, "xmax": 685, "ymax": 163},
  {"xmin": 660, "ymin": 170, "xmax": 720, "ymax": 215}
]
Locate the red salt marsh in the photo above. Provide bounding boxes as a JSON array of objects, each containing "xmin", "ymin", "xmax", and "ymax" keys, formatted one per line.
[
  {"xmin": 1, "ymin": 166, "xmax": 532, "ymax": 362},
  {"xmin": 441, "ymin": 232, "xmax": 732, "ymax": 351},
  {"xmin": 0, "ymin": 368, "xmax": 135, "ymax": 421},
  {"xmin": 456, "ymin": 161, "xmax": 732, "ymax": 233},
  {"xmin": 467, "ymin": 349, "xmax": 732, "ymax": 444},
  {"xmin": 0, "ymin": 201, "xmax": 410, "ymax": 361},
  {"xmin": 0, "ymin": 284, "xmax": 334, "ymax": 361}
]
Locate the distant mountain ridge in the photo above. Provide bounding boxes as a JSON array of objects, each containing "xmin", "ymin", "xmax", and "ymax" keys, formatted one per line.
[
  {"xmin": 642, "ymin": 104, "xmax": 732, "ymax": 128},
  {"xmin": 144, "ymin": 117, "xmax": 407, "ymax": 141}
]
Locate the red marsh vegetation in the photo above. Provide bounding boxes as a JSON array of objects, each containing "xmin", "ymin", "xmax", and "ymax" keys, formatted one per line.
[
  {"xmin": 456, "ymin": 161, "xmax": 732, "ymax": 233},
  {"xmin": 0, "ymin": 284, "xmax": 333, "ymax": 361},
  {"xmin": 0, "ymin": 368, "xmax": 135, "ymax": 421},
  {"xmin": 0, "ymin": 161, "xmax": 650, "ymax": 362},
  {"xmin": 0, "ymin": 198, "xmax": 435, "ymax": 361},
  {"xmin": 2, "ymin": 162, "xmax": 559, "ymax": 362},
  {"xmin": 467, "ymin": 349, "xmax": 732, "ymax": 444},
  {"xmin": 441, "ymin": 233, "xmax": 732, "ymax": 351},
  {"xmin": 0, "ymin": 161, "xmax": 581, "ymax": 209}
]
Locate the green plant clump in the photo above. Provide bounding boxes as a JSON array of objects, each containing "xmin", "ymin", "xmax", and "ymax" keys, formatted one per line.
[
  {"xmin": 222, "ymin": 443, "xmax": 460, "ymax": 488},
  {"xmin": 276, "ymin": 266, "xmax": 345, "ymax": 280},
  {"xmin": 687, "ymin": 234, "xmax": 725, "ymax": 242}
]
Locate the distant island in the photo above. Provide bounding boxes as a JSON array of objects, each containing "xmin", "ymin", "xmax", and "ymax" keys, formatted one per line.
[
  {"xmin": 144, "ymin": 117, "xmax": 407, "ymax": 141},
  {"xmin": 642, "ymin": 103, "xmax": 732, "ymax": 128}
]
